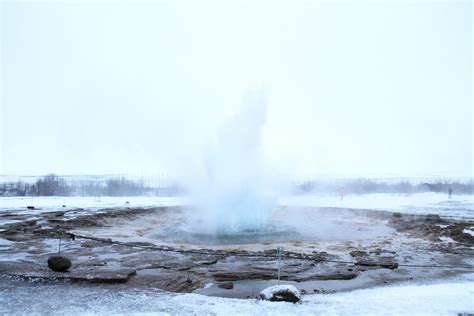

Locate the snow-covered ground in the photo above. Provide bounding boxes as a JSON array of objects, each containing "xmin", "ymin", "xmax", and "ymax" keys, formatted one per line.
[
  {"xmin": 281, "ymin": 193, "xmax": 474, "ymax": 219},
  {"xmin": 0, "ymin": 196, "xmax": 186, "ymax": 212},
  {"xmin": 1, "ymin": 274, "xmax": 473, "ymax": 315},
  {"xmin": 1, "ymin": 192, "xmax": 473, "ymax": 219}
]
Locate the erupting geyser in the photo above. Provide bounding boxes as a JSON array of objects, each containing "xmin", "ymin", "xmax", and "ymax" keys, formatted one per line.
[{"xmin": 194, "ymin": 89, "xmax": 274, "ymax": 234}]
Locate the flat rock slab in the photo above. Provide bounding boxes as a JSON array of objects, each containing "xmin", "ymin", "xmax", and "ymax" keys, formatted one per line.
[
  {"xmin": 0, "ymin": 261, "xmax": 135, "ymax": 283},
  {"xmin": 218, "ymin": 282, "xmax": 234, "ymax": 289}
]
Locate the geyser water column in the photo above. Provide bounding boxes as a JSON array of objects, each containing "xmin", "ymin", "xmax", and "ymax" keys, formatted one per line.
[{"xmin": 198, "ymin": 89, "xmax": 274, "ymax": 234}]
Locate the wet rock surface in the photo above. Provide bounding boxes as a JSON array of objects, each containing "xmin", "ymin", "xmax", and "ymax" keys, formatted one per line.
[
  {"xmin": 389, "ymin": 212, "xmax": 474, "ymax": 244},
  {"xmin": 0, "ymin": 261, "xmax": 136, "ymax": 283},
  {"xmin": 218, "ymin": 282, "xmax": 234, "ymax": 289},
  {"xmin": 0, "ymin": 205, "xmax": 473, "ymax": 299}
]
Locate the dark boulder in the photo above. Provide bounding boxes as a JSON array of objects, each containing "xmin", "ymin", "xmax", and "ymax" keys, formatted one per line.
[{"xmin": 48, "ymin": 256, "xmax": 72, "ymax": 272}]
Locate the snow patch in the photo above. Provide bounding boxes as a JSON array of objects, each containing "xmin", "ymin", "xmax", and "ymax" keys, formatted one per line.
[
  {"xmin": 440, "ymin": 236, "xmax": 456, "ymax": 243},
  {"xmin": 463, "ymin": 229, "xmax": 474, "ymax": 237},
  {"xmin": 0, "ymin": 238, "xmax": 13, "ymax": 246},
  {"xmin": 281, "ymin": 193, "xmax": 474, "ymax": 219},
  {"xmin": 1, "ymin": 275, "xmax": 473, "ymax": 314},
  {"xmin": 259, "ymin": 284, "xmax": 301, "ymax": 302}
]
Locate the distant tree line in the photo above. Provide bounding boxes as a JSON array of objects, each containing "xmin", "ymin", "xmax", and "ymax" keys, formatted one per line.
[
  {"xmin": 0, "ymin": 174, "xmax": 183, "ymax": 197},
  {"xmin": 1, "ymin": 174, "xmax": 472, "ymax": 197},
  {"xmin": 296, "ymin": 178, "xmax": 473, "ymax": 195}
]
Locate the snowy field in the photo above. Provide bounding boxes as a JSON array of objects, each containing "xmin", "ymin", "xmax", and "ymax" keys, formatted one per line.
[
  {"xmin": 1, "ymin": 192, "xmax": 472, "ymax": 219},
  {"xmin": 1, "ymin": 274, "xmax": 473, "ymax": 315},
  {"xmin": 0, "ymin": 196, "xmax": 185, "ymax": 213},
  {"xmin": 281, "ymin": 193, "xmax": 474, "ymax": 219}
]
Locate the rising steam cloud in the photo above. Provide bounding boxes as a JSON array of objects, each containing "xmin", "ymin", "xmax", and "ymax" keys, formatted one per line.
[{"xmin": 192, "ymin": 88, "xmax": 274, "ymax": 233}]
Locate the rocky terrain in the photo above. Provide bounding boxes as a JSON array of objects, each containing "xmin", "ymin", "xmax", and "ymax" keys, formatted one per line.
[{"xmin": 0, "ymin": 205, "xmax": 473, "ymax": 299}]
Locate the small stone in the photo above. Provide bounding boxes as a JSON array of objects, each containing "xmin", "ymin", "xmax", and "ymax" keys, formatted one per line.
[
  {"xmin": 47, "ymin": 256, "xmax": 71, "ymax": 272},
  {"xmin": 349, "ymin": 250, "xmax": 368, "ymax": 257},
  {"xmin": 218, "ymin": 282, "xmax": 234, "ymax": 289}
]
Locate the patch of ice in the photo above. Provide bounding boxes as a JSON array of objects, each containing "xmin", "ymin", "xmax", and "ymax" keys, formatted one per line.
[
  {"xmin": 440, "ymin": 236, "xmax": 456, "ymax": 243},
  {"xmin": 0, "ymin": 238, "xmax": 13, "ymax": 246},
  {"xmin": 0, "ymin": 252, "xmax": 31, "ymax": 261},
  {"xmin": 0, "ymin": 219, "xmax": 22, "ymax": 226}
]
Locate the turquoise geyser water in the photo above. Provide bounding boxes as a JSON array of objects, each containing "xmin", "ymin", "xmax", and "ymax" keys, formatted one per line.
[{"xmin": 205, "ymin": 186, "xmax": 274, "ymax": 233}]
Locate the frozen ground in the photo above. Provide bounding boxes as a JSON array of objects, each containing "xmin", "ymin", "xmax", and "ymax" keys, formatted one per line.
[
  {"xmin": 281, "ymin": 193, "xmax": 474, "ymax": 219},
  {"xmin": 0, "ymin": 196, "xmax": 186, "ymax": 226},
  {"xmin": 1, "ymin": 192, "xmax": 472, "ymax": 219},
  {"xmin": 0, "ymin": 196, "xmax": 185, "ymax": 213},
  {"xmin": 1, "ymin": 274, "xmax": 473, "ymax": 315}
]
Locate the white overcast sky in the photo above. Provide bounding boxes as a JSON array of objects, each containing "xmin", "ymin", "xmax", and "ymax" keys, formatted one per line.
[{"xmin": 1, "ymin": 0, "xmax": 472, "ymax": 178}]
